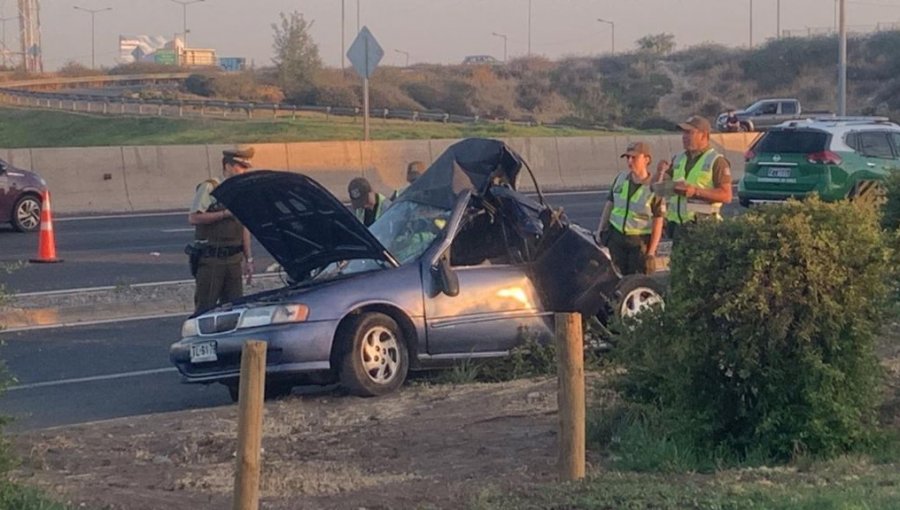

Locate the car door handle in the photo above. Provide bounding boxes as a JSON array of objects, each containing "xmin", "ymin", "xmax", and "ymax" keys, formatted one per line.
[{"xmin": 867, "ymin": 163, "xmax": 876, "ymax": 167}]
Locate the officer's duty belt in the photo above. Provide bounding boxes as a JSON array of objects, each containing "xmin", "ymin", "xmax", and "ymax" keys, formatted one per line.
[{"xmin": 199, "ymin": 245, "xmax": 243, "ymax": 258}]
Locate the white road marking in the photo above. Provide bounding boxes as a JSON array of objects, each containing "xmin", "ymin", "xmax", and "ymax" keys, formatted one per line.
[
  {"xmin": 1, "ymin": 311, "xmax": 188, "ymax": 333},
  {"xmin": 161, "ymin": 228, "xmax": 194, "ymax": 233},
  {"xmin": 7, "ymin": 367, "xmax": 179, "ymax": 391},
  {"xmin": 56, "ymin": 211, "xmax": 186, "ymax": 222}
]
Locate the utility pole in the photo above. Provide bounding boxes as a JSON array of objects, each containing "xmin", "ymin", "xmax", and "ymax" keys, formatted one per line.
[
  {"xmin": 492, "ymin": 32, "xmax": 508, "ymax": 62},
  {"xmin": 749, "ymin": 0, "xmax": 753, "ymax": 48},
  {"xmin": 341, "ymin": 0, "xmax": 345, "ymax": 71},
  {"xmin": 838, "ymin": 0, "xmax": 846, "ymax": 115},
  {"xmin": 596, "ymin": 18, "xmax": 614, "ymax": 54},
  {"xmin": 776, "ymin": 0, "xmax": 781, "ymax": 38},
  {"xmin": 73, "ymin": 6, "xmax": 111, "ymax": 70},
  {"xmin": 527, "ymin": 0, "xmax": 532, "ymax": 56},
  {"xmin": 169, "ymin": 0, "xmax": 204, "ymax": 48}
]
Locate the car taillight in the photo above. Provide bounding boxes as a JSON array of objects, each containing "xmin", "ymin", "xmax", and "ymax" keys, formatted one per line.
[
  {"xmin": 744, "ymin": 149, "xmax": 755, "ymax": 161},
  {"xmin": 806, "ymin": 151, "xmax": 842, "ymax": 165}
]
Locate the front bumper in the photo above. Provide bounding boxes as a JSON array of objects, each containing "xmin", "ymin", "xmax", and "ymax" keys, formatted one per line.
[{"xmin": 169, "ymin": 319, "xmax": 340, "ymax": 383}]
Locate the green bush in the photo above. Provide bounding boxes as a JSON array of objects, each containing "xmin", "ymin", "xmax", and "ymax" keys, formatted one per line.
[{"xmin": 607, "ymin": 198, "xmax": 892, "ymax": 465}]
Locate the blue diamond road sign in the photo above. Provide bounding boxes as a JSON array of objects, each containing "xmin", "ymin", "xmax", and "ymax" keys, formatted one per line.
[{"xmin": 346, "ymin": 26, "xmax": 383, "ymax": 79}]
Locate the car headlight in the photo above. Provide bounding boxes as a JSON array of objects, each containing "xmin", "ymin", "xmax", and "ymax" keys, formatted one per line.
[
  {"xmin": 237, "ymin": 304, "xmax": 309, "ymax": 329},
  {"xmin": 181, "ymin": 318, "xmax": 199, "ymax": 338}
]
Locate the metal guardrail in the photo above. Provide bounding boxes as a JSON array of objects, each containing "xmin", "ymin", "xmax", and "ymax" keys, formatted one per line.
[{"xmin": 0, "ymin": 75, "xmax": 555, "ymax": 128}]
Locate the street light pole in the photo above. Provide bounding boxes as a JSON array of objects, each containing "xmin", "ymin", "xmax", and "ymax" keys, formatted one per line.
[
  {"xmin": 491, "ymin": 32, "xmax": 508, "ymax": 62},
  {"xmin": 394, "ymin": 48, "xmax": 409, "ymax": 67},
  {"xmin": 73, "ymin": 6, "xmax": 112, "ymax": 70},
  {"xmin": 341, "ymin": 0, "xmax": 345, "ymax": 71},
  {"xmin": 596, "ymin": 19, "xmax": 614, "ymax": 55},
  {"xmin": 169, "ymin": 0, "xmax": 205, "ymax": 48},
  {"xmin": 776, "ymin": 0, "xmax": 781, "ymax": 38},
  {"xmin": 838, "ymin": 0, "xmax": 847, "ymax": 115},
  {"xmin": 749, "ymin": 0, "xmax": 753, "ymax": 47},
  {"xmin": 528, "ymin": 0, "xmax": 532, "ymax": 56}
]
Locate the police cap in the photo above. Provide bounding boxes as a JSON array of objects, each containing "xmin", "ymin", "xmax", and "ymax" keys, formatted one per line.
[{"xmin": 223, "ymin": 147, "xmax": 255, "ymax": 167}]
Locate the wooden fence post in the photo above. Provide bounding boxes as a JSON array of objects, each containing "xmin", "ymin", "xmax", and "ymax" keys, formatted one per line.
[
  {"xmin": 232, "ymin": 340, "xmax": 267, "ymax": 510},
  {"xmin": 555, "ymin": 312, "xmax": 585, "ymax": 481}
]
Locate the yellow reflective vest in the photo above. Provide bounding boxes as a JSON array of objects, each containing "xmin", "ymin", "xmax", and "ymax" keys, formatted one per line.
[
  {"xmin": 609, "ymin": 172, "xmax": 655, "ymax": 235},
  {"xmin": 666, "ymin": 148, "xmax": 723, "ymax": 224}
]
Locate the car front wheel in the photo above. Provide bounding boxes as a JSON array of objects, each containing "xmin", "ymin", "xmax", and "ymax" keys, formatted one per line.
[
  {"xmin": 339, "ymin": 312, "xmax": 409, "ymax": 397},
  {"xmin": 12, "ymin": 194, "xmax": 41, "ymax": 232}
]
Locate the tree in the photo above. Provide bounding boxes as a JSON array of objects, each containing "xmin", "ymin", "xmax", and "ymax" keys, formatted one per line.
[
  {"xmin": 636, "ymin": 33, "xmax": 676, "ymax": 56},
  {"xmin": 272, "ymin": 11, "xmax": 322, "ymax": 103}
]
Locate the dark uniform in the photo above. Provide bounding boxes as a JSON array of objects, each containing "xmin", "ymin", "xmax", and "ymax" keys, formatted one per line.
[{"xmin": 190, "ymin": 148, "xmax": 254, "ymax": 313}]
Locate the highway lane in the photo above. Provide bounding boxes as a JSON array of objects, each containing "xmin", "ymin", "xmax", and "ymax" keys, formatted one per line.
[
  {"xmin": 0, "ymin": 191, "xmax": 741, "ymax": 293},
  {"xmin": 0, "ymin": 316, "xmax": 232, "ymax": 431},
  {"xmin": 0, "ymin": 191, "xmax": 609, "ymax": 293}
]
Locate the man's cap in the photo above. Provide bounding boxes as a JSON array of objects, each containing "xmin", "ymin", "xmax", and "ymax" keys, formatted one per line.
[
  {"xmin": 223, "ymin": 147, "xmax": 255, "ymax": 166},
  {"xmin": 348, "ymin": 177, "xmax": 373, "ymax": 202},
  {"xmin": 621, "ymin": 141, "xmax": 652, "ymax": 158},
  {"xmin": 678, "ymin": 115, "xmax": 711, "ymax": 135}
]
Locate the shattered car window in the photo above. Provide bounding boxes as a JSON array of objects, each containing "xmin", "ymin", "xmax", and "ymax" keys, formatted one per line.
[{"xmin": 369, "ymin": 200, "xmax": 451, "ymax": 264}]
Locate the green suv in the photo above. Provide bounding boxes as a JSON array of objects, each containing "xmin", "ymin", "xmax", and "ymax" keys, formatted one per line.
[{"xmin": 738, "ymin": 118, "xmax": 900, "ymax": 205}]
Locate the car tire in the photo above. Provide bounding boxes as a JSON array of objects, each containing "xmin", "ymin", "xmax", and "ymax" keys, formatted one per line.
[
  {"xmin": 848, "ymin": 180, "xmax": 886, "ymax": 207},
  {"xmin": 739, "ymin": 122, "xmax": 752, "ymax": 132},
  {"xmin": 339, "ymin": 312, "xmax": 409, "ymax": 397},
  {"xmin": 739, "ymin": 197, "xmax": 751, "ymax": 208},
  {"xmin": 11, "ymin": 193, "xmax": 41, "ymax": 232},
  {"xmin": 615, "ymin": 275, "xmax": 665, "ymax": 321}
]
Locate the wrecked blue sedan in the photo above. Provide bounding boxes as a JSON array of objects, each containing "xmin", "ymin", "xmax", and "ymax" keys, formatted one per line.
[{"xmin": 169, "ymin": 139, "xmax": 664, "ymax": 399}]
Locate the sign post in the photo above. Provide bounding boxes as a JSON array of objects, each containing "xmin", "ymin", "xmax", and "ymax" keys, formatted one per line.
[{"xmin": 346, "ymin": 26, "xmax": 384, "ymax": 141}]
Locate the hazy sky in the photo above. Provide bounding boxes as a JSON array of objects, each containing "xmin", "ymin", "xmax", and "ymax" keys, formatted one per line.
[{"xmin": 13, "ymin": 0, "xmax": 900, "ymax": 70}]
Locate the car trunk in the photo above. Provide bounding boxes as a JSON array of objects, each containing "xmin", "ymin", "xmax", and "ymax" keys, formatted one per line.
[{"xmin": 743, "ymin": 129, "xmax": 832, "ymax": 193}]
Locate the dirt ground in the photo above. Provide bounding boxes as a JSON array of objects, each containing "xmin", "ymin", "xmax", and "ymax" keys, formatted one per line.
[
  {"xmin": 10, "ymin": 327, "xmax": 900, "ymax": 510},
  {"xmin": 10, "ymin": 376, "xmax": 584, "ymax": 510}
]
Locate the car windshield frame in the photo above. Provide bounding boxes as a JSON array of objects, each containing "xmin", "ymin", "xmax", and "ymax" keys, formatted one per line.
[{"xmin": 311, "ymin": 200, "xmax": 452, "ymax": 281}]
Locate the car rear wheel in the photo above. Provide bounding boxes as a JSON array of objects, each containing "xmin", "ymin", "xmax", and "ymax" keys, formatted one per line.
[
  {"xmin": 339, "ymin": 312, "xmax": 409, "ymax": 397},
  {"xmin": 615, "ymin": 275, "xmax": 665, "ymax": 321},
  {"xmin": 12, "ymin": 193, "xmax": 41, "ymax": 232},
  {"xmin": 848, "ymin": 180, "xmax": 887, "ymax": 207}
]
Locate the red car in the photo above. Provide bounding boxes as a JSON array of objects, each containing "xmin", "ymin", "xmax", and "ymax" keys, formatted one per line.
[{"xmin": 0, "ymin": 158, "xmax": 46, "ymax": 232}]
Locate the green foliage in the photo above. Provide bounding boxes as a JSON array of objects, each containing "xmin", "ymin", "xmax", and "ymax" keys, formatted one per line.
[
  {"xmin": 56, "ymin": 61, "xmax": 95, "ymax": 78},
  {"xmin": 184, "ymin": 73, "xmax": 214, "ymax": 97},
  {"xmin": 882, "ymin": 170, "xmax": 900, "ymax": 231},
  {"xmin": 608, "ymin": 198, "xmax": 892, "ymax": 467},
  {"xmin": 636, "ymin": 33, "xmax": 676, "ymax": 56},
  {"xmin": 271, "ymin": 11, "xmax": 322, "ymax": 103},
  {"xmin": 740, "ymin": 36, "xmax": 837, "ymax": 91},
  {"xmin": 0, "ymin": 482, "xmax": 70, "ymax": 510},
  {"xmin": 476, "ymin": 329, "xmax": 558, "ymax": 382}
]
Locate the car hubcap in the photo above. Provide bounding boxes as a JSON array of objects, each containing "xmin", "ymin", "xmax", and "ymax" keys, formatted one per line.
[
  {"xmin": 17, "ymin": 198, "xmax": 40, "ymax": 230},
  {"xmin": 621, "ymin": 287, "xmax": 663, "ymax": 318},
  {"xmin": 360, "ymin": 326, "xmax": 400, "ymax": 384}
]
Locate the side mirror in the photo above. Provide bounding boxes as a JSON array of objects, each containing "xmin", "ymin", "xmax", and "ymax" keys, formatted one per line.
[{"xmin": 432, "ymin": 256, "xmax": 459, "ymax": 297}]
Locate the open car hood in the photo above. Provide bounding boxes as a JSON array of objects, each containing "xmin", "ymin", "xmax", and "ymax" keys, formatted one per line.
[{"xmin": 212, "ymin": 171, "xmax": 395, "ymax": 283}]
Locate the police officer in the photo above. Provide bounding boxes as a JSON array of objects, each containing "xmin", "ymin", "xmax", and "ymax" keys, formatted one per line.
[
  {"xmin": 188, "ymin": 148, "xmax": 255, "ymax": 313},
  {"xmin": 349, "ymin": 177, "xmax": 390, "ymax": 227},
  {"xmin": 656, "ymin": 115, "xmax": 733, "ymax": 240},
  {"xmin": 596, "ymin": 141, "xmax": 665, "ymax": 275},
  {"xmin": 391, "ymin": 161, "xmax": 425, "ymax": 201}
]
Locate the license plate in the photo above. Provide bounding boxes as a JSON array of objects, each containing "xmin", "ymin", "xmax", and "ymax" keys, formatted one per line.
[
  {"xmin": 768, "ymin": 168, "xmax": 792, "ymax": 178},
  {"xmin": 190, "ymin": 341, "xmax": 217, "ymax": 363}
]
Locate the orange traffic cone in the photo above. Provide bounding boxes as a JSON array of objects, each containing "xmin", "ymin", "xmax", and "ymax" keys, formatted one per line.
[{"xmin": 30, "ymin": 190, "xmax": 62, "ymax": 264}]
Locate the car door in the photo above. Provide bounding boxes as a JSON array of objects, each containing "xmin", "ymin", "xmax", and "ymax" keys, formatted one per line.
[
  {"xmin": 422, "ymin": 194, "xmax": 549, "ymax": 356},
  {"xmin": 0, "ymin": 160, "xmax": 10, "ymax": 223},
  {"xmin": 888, "ymin": 132, "xmax": 900, "ymax": 172}
]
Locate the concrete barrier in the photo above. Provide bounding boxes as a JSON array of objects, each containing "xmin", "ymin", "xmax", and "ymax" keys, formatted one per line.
[
  {"xmin": 9, "ymin": 134, "xmax": 759, "ymax": 214},
  {"xmin": 122, "ymin": 145, "xmax": 213, "ymax": 211},
  {"xmin": 30, "ymin": 147, "xmax": 130, "ymax": 213}
]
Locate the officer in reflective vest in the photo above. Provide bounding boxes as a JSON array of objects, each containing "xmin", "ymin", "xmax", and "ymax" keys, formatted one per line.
[
  {"xmin": 348, "ymin": 177, "xmax": 390, "ymax": 227},
  {"xmin": 656, "ymin": 115, "xmax": 733, "ymax": 240},
  {"xmin": 596, "ymin": 141, "xmax": 666, "ymax": 275},
  {"xmin": 188, "ymin": 148, "xmax": 255, "ymax": 313}
]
